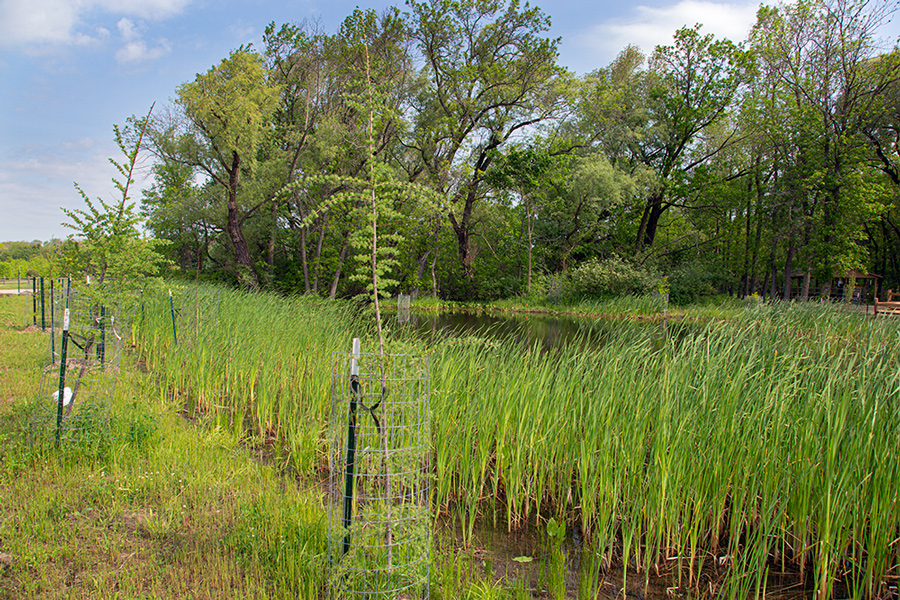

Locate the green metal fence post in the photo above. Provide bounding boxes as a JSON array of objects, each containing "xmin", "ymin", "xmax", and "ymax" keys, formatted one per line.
[
  {"xmin": 50, "ymin": 279, "xmax": 55, "ymax": 357},
  {"xmin": 56, "ymin": 307, "xmax": 70, "ymax": 447},
  {"xmin": 342, "ymin": 337, "xmax": 362, "ymax": 556},
  {"xmin": 169, "ymin": 289, "xmax": 178, "ymax": 345},
  {"xmin": 40, "ymin": 277, "xmax": 45, "ymax": 331},
  {"xmin": 99, "ymin": 306, "xmax": 106, "ymax": 370}
]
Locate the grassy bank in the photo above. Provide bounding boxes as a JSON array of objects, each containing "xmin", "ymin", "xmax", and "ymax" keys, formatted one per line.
[
  {"xmin": 0, "ymin": 292, "xmax": 558, "ymax": 599},
  {"xmin": 0, "ymin": 293, "xmax": 329, "ymax": 598}
]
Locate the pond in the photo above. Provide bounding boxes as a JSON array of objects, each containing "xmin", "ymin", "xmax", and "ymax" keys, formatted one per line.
[{"xmin": 389, "ymin": 308, "xmax": 678, "ymax": 352}]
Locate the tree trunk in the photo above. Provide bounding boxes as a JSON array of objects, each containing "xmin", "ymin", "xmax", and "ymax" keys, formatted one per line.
[
  {"xmin": 328, "ymin": 232, "xmax": 350, "ymax": 300},
  {"xmin": 312, "ymin": 214, "xmax": 328, "ymax": 295},
  {"xmin": 783, "ymin": 245, "xmax": 794, "ymax": 301},
  {"xmin": 266, "ymin": 201, "xmax": 276, "ymax": 285},
  {"xmin": 749, "ymin": 199, "xmax": 764, "ymax": 296},
  {"xmin": 448, "ymin": 170, "xmax": 488, "ymax": 283},
  {"xmin": 414, "ymin": 250, "xmax": 431, "ymax": 295},
  {"xmin": 448, "ymin": 210, "xmax": 475, "ymax": 279},
  {"xmin": 226, "ymin": 151, "xmax": 258, "ymax": 289},
  {"xmin": 431, "ymin": 251, "xmax": 438, "ymax": 298},
  {"xmin": 636, "ymin": 189, "xmax": 666, "ymax": 252},
  {"xmin": 526, "ymin": 201, "xmax": 533, "ymax": 296},
  {"xmin": 300, "ymin": 227, "xmax": 310, "ymax": 293},
  {"xmin": 290, "ymin": 190, "xmax": 311, "ymax": 293},
  {"xmin": 770, "ymin": 264, "xmax": 777, "ymax": 301}
]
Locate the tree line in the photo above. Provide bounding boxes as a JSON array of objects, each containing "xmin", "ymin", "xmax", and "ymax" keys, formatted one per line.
[{"xmin": 136, "ymin": 0, "xmax": 900, "ymax": 302}]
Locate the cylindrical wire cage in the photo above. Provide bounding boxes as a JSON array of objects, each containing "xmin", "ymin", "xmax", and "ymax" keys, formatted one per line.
[
  {"xmin": 328, "ymin": 347, "xmax": 431, "ymax": 599},
  {"xmin": 32, "ymin": 284, "xmax": 125, "ymax": 447}
]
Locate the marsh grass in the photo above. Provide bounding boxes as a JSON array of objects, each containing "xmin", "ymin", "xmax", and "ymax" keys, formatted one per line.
[
  {"xmin": 135, "ymin": 286, "xmax": 366, "ymax": 473},
  {"xmin": 130, "ymin": 286, "xmax": 900, "ymax": 598},
  {"xmin": 430, "ymin": 301, "xmax": 900, "ymax": 598},
  {"xmin": 0, "ymin": 292, "xmax": 568, "ymax": 600}
]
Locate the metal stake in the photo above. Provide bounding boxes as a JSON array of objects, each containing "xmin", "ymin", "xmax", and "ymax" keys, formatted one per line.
[
  {"xmin": 342, "ymin": 338, "xmax": 361, "ymax": 556},
  {"xmin": 56, "ymin": 308, "xmax": 70, "ymax": 447},
  {"xmin": 50, "ymin": 280, "xmax": 55, "ymax": 357},
  {"xmin": 169, "ymin": 289, "xmax": 178, "ymax": 345},
  {"xmin": 99, "ymin": 306, "xmax": 106, "ymax": 370},
  {"xmin": 40, "ymin": 277, "xmax": 45, "ymax": 331}
]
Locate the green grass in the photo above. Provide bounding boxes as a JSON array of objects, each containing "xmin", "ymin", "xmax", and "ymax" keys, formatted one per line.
[
  {"xmin": 1, "ymin": 292, "xmax": 538, "ymax": 599},
  {"xmin": 12, "ymin": 285, "xmax": 898, "ymax": 598},
  {"xmin": 0, "ymin": 294, "xmax": 331, "ymax": 599}
]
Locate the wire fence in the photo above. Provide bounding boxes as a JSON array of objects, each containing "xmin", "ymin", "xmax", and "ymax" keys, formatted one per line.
[
  {"xmin": 328, "ymin": 341, "xmax": 431, "ymax": 599},
  {"xmin": 31, "ymin": 282, "xmax": 126, "ymax": 449}
]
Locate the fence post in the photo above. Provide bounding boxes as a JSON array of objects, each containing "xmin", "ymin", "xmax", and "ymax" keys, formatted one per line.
[
  {"xmin": 342, "ymin": 337, "xmax": 361, "ymax": 556},
  {"xmin": 56, "ymin": 308, "xmax": 70, "ymax": 447},
  {"xmin": 40, "ymin": 277, "xmax": 46, "ymax": 331},
  {"xmin": 50, "ymin": 279, "xmax": 55, "ymax": 357},
  {"xmin": 169, "ymin": 289, "xmax": 178, "ymax": 345}
]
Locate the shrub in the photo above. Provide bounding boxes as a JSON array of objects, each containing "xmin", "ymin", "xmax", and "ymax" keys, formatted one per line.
[
  {"xmin": 667, "ymin": 262, "xmax": 735, "ymax": 305},
  {"xmin": 563, "ymin": 257, "xmax": 657, "ymax": 300}
]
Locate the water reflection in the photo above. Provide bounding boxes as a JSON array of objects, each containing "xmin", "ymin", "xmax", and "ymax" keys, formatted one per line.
[{"xmin": 392, "ymin": 310, "xmax": 673, "ymax": 352}]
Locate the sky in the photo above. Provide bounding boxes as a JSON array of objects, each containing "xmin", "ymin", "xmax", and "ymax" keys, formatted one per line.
[{"xmin": 0, "ymin": 0, "xmax": 896, "ymax": 243}]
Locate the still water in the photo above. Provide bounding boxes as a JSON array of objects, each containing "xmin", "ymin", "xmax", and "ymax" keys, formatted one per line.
[{"xmin": 389, "ymin": 309, "xmax": 676, "ymax": 352}]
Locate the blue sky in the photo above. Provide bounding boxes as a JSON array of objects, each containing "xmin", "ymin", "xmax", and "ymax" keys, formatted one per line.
[{"xmin": 0, "ymin": 0, "xmax": 893, "ymax": 242}]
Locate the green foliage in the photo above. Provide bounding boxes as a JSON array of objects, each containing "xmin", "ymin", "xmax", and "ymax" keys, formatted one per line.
[
  {"xmin": 667, "ymin": 262, "xmax": 734, "ymax": 305},
  {"xmin": 131, "ymin": 1, "xmax": 900, "ymax": 302},
  {"xmin": 175, "ymin": 51, "xmax": 279, "ymax": 171},
  {"xmin": 60, "ymin": 109, "xmax": 168, "ymax": 308},
  {"xmin": 563, "ymin": 256, "xmax": 658, "ymax": 300},
  {"xmin": 282, "ymin": 13, "xmax": 445, "ymax": 348},
  {"xmin": 0, "ymin": 241, "xmax": 60, "ymax": 278}
]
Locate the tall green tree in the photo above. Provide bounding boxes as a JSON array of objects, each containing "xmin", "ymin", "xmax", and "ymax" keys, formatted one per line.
[
  {"xmin": 405, "ymin": 0, "xmax": 565, "ymax": 287},
  {"xmin": 751, "ymin": 0, "xmax": 899, "ymax": 297},
  {"xmin": 485, "ymin": 144, "xmax": 562, "ymax": 293},
  {"xmin": 579, "ymin": 28, "xmax": 748, "ymax": 254},
  {"xmin": 152, "ymin": 50, "xmax": 280, "ymax": 289},
  {"xmin": 264, "ymin": 9, "xmax": 414, "ymax": 295}
]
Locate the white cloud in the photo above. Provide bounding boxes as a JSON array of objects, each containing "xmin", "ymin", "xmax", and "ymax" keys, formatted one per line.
[
  {"xmin": 114, "ymin": 17, "xmax": 171, "ymax": 64},
  {"xmin": 0, "ymin": 0, "xmax": 81, "ymax": 46},
  {"xmin": 570, "ymin": 0, "xmax": 760, "ymax": 71},
  {"xmin": 117, "ymin": 17, "xmax": 140, "ymax": 42},
  {"xmin": 115, "ymin": 38, "xmax": 172, "ymax": 63},
  {"xmin": 96, "ymin": 0, "xmax": 191, "ymax": 21},
  {"xmin": 228, "ymin": 21, "xmax": 257, "ymax": 44},
  {"xmin": 0, "ymin": 0, "xmax": 191, "ymax": 49},
  {"xmin": 0, "ymin": 138, "xmax": 156, "ymax": 241}
]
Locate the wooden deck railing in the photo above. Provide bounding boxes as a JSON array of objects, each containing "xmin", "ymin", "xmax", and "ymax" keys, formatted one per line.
[{"xmin": 874, "ymin": 289, "xmax": 900, "ymax": 316}]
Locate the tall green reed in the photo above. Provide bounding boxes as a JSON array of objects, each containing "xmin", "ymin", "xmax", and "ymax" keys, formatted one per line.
[
  {"xmin": 136, "ymin": 286, "xmax": 900, "ymax": 597},
  {"xmin": 135, "ymin": 285, "xmax": 364, "ymax": 472},
  {"xmin": 429, "ymin": 302, "xmax": 900, "ymax": 598}
]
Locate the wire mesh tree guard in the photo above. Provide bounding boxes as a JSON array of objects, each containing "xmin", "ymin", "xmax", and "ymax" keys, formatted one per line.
[
  {"xmin": 328, "ymin": 339, "xmax": 431, "ymax": 599},
  {"xmin": 167, "ymin": 285, "xmax": 223, "ymax": 350},
  {"xmin": 33, "ymin": 283, "xmax": 125, "ymax": 448}
]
